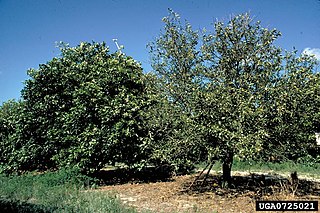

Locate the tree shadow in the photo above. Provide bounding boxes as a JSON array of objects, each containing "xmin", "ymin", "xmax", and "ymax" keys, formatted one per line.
[
  {"xmin": 180, "ymin": 172, "xmax": 320, "ymax": 199},
  {"xmin": 92, "ymin": 165, "xmax": 175, "ymax": 185}
]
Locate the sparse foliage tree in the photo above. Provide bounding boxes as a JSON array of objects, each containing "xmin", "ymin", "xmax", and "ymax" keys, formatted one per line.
[
  {"xmin": 143, "ymin": 73, "xmax": 207, "ymax": 173},
  {"xmin": 149, "ymin": 10, "xmax": 319, "ymax": 183}
]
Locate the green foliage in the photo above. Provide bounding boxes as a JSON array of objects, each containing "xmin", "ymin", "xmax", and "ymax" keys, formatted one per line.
[
  {"xmin": 261, "ymin": 57, "xmax": 320, "ymax": 162},
  {"xmin": 146, "ymin": 10, "xmax": 209, "ymax": 173},
  {"xmin": 148, "ymin": 10, "xmax": 202, "ymax": 114},
  {"xmin": 0, "ymin": 100, "xmax": 27, "ymax": 173},
  {"xmin": 149, "ymin": 10, "xmax": 319, "ymax": 181},
  {"xmin": 142, "ymin": 73, "xmax": 206, "ymax": 173},
  {"xmin": 200, "ymin": 13, "xmax": 283, "ymax": 161},
  {"xmin": 2, "ymin": 41, "xmax": 152, "ymax": 174}
]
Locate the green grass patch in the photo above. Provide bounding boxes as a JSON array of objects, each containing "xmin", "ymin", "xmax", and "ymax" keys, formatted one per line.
[
  {"xmin": 0, "ymin": 169, "xmax": 138, "ymax": 213},
  {"xmin": 196, "ymin": 159, "xmax": 320, "ymax": 179},
  {"xmin": 232, "ymin": 159, "xmax": 320, "ymax": 177}
]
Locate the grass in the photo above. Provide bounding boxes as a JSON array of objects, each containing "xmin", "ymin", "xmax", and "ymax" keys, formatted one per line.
[
  {"xmin": 234, "ymin": 159, "xmax": 320, "ymax": 177},
  {"xmin": 197, "ymin": 158, "xmax": 320, "ymax": 179},
  {"xmin": 0, "ymin": 169, "xmax": 138, "ymax": 213}
]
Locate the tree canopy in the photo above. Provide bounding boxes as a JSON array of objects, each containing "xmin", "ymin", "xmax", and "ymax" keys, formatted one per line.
[{"xmin": 1, "ymin": 42, "xmax": 153, "ymax": 174}]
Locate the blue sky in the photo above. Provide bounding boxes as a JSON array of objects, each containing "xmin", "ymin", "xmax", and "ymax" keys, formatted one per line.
[{"xmin": 1, "ymin": 0, "xmax": 319, "ymax": 104}]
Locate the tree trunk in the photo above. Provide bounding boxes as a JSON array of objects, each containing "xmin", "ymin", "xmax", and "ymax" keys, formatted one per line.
[{"xmin": 222, "ymin": 150, "xmax": 234, "ymax": 184}]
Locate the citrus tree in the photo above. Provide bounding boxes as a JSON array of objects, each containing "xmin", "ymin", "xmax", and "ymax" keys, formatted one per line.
[
  {"xmin": 0, "ymin": 100, "xmax": 25, "ymax": 173},
  {"xmin": 16, "ymin": 42, "xmax": 152, "ymax": 173},
  {"xmin": 261, "ymin": 52, "xmax": 320, "ymax": 162},
  {"xmin": 143, "ymin": 73, "xmax": 207, "ymax": 173},
  {"xmin": 149, "ymin": 10, "xmax": 319, "ymax": 183}
]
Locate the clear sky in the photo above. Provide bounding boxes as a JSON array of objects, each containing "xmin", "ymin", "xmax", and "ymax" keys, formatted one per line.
[{"xmin": 1, "ymin": 0, "xmax": 319, "ymax": 104}]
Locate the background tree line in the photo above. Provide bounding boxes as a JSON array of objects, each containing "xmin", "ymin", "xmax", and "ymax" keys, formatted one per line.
[{"xmin": 0, "ymin": 11, "xmax": 319, "ymax": 183}]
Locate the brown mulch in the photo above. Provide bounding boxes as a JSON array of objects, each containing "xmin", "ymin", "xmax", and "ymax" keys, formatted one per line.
[{"xmin": 92, "ymin": 169, "xmax": 320, "ymax": 213}]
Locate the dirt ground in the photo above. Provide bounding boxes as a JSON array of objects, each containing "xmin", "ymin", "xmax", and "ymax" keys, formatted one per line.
[{"xmin": 93, "ymin": 169, "xmax": 320, "ymax": 213}]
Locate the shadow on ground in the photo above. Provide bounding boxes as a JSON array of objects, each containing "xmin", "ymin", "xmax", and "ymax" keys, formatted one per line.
[
  {"xmin": 92, "ymin": 165, "xmax": 175, "ymax": 185},
  {"xmin": 180, "ymin": 172, "xmax": 320, "ymax": 199},
  {"xmin": 0, "ymin": 199, "xmax": 55, "ymax": 213}
]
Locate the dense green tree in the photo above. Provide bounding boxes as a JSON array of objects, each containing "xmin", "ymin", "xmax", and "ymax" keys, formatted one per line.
[
  {"xmin": 0, "ymin": 100, "xmax": 25, "ymax": 172},
  {"xmin": 149, "ymin": 10, "xmax": 319, "ymax": 183},
  {"xmin": 17, "ymin": 42, "xmax": 152, "ymax": 173}
]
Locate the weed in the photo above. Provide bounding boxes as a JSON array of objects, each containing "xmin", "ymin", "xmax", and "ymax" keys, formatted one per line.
[{"xmin": 0, "ymin": 170, "xmax": 138, "ymax": 212}]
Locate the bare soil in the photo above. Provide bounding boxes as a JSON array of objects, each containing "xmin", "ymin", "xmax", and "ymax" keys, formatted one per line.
[{"xmin": 92, "ymin": 168, "xmax": 320, "ymax": 213}]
